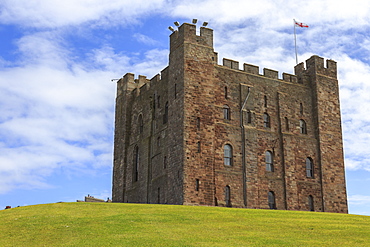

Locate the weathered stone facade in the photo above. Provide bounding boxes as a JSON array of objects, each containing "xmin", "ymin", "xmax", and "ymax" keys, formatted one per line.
[{"xmin": 112, "ymin": 23, "xmax": 348, "ymax": 213}]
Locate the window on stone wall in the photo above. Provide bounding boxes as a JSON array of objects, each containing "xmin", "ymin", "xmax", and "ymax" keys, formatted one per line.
[
  {"xmin": 264, "ymin": 95, "xmax": 268, "ymax": 107},
  {"xmin": 164, "ymin": 156, "xmax": 167, "ymax": 169},
  {"xmin": 247, "ymin": 110, "xmax": 252, "ymax": 124},
  {"xmin": 223, "ymin": 105, "xmax": 230, "ymax": 120},
  {"xmin": 196, "ymin": 117, "xmax": 200, "ymax": 130},
  {"xmin": 157, "ymin": 95, "xmax": 161, "ymax": 108},
  {"xmin": 133, "ymin": 146, "xmax": 139, "ymax": 182},
  {"xmin": 300, "ymin": 103, "xmax": 303, "ymax": 115},
  {"xmin": 138, "ymin": 114, "xmax": 143, "ymax": 134},
  {"xmin": 224, "ymin": 144, "xmax": 233, "ymax": 166},
  {"xmin": 157, "ymin": 136, "xmax": 161, "ymax": 147},
  {"xmin": 306, "ymin": 157, "xmax": 314, "ymax": 178},
  {"xmin": 308, "ymin": 195, "xmax": 314, "ymax": 211},
  {"xmin": 225, "ymin": 86, "xmax": 228, "ymax": 99},
  {"xmin": 197, "ymin": 141, "xmax": 201, "ymax": 153},
  {"xmin": 285, "ymin": 117, "xmax": 289, "ymax": 131},
  {"xmin": 163, "ymin": 101, "xmax": 168, "ymax": 124},
  {"xmin": 225, "ymin": 186, "xmax": 231, "ymax": 207},
  {"xmin": 268, "ymin": 191, "xmax": 276, "ymax": 209},
  {"xmin": 195, "ymin": 179, "xmax": 200, "ymax": 191},
  {"xmin": 263, "ymin": 113, "xmax": 270, "ymax": 128},
  {"xmin": 265, "ymin": 151, "xmax": 274, "ymax": 172},
  {"xmin": 300, "ymin": 119, "xmax": 307, "ymax": 134},
  {"xmin": 174, "ymin": 84, "xmax": 177, "ymax": 99}
]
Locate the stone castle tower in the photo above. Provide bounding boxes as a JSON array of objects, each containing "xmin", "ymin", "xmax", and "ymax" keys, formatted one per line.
[{"xmin": 112, "ymin": 22, "xmax": 348, "ymax": 213}]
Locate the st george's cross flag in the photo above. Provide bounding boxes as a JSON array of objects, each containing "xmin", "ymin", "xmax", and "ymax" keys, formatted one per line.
[{"xmin": 294, "ymin": 19, "xmax": 309, "ymax": 28}]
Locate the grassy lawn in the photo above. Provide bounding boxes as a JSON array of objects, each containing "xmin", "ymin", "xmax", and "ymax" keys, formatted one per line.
[{"xmin": 1, "ymin": 202, "xmax": 369, "ymax": 246}]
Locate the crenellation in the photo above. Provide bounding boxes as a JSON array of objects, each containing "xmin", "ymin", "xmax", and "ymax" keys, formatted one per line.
[
  {"xmin": 223, "ymin": 58, "xmax": 240, "ymax": 70},
  {"xmin": 244, "ymin": 63, "xmax": 259, "ymax": 75},
  {"xmin": 263, "ymin": 68, "xmax": 278, "ymax": 79},
  {"xmin": 282, "ymin": 73, "xmax": 298, "ymax": 83}
]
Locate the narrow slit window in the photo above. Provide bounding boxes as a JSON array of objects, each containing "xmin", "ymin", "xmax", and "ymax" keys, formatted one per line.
[
  {"xmin": 133, "ymin": 146, "xmax": 139, "ymax": 182},
  {"xmin": 285, "ymin": 117, "xmax": 289, "ymax": 131},
  {"xmin": 225, "ymin": 186, "xmax": 231, "ymax": 207},
  {"xmin": 264, "ymin": 95, "xmax": 267, "ymax": 107},
  {"xmin": 223, "ymin": 105, "xmax": 230, "ymax": 120},
  {"xmin": 247, "ymin": 110, "xmax": 252, "ymax": 124},
  {"xmin": 300, "ymin": 119, "xmax": 307, "ymax": 134},
  {"xmin": 300, "ymin": 103, "xmax": 303, "ymax": 115},
  {"xmin": 308, "ymin": 195, "xmax": 314, "ymax": 211}
]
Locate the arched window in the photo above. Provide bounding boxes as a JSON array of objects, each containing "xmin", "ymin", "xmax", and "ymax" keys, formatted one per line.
[
  {"xmin": 247, "ymin": 110, "xmax": 252, "ymax": 124},
  {"xmin": 265, "ymin": 151, "xmax": 274, "ymax": 172},
  {"xmin": 285, "ymin": 117, "xmax": 289, "ymax": 131},
  {"xmin": 263, "ymin": 113, "xmax": 270, "ymax": 128},
  {"xmin": 133, "ymin": 146, "xmax": 139, "ymax": 182},
  {"xmin": 268, "ymin": 191, "xmax": 276, "ymax": 209},
  {"xmin": 308, "ymin": 195, "xmax": 314, "ymax": 211},
  {"xmin": 225, "ymin": 186, "xmax": 231, "ymax": 207},
  {"xmin": 300, "ymin": 119, "xmax": 307, "ymax": 134},
  {"xmin": 223, "ymin": 105, "xmax": 230, "ymax": 120},
  {"xmin": 224, "ymin": 144, "xmax": 233, "ymax": 166},
  {"xmin": 138, "ymin": 114, "xmax": 143, "ymax": 134},
  {"xmin": 197, "ymin": 141, "xmax": 201, "ymax": 153},
  {"xmin": 306, "ymin": 157, "xmax": 314, "ymax": 178},
  {"xmin": 163, "ymin": 101, "xmax": 168, "ymax": 124}
]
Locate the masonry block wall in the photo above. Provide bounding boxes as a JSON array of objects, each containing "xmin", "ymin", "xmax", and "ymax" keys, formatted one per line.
[{"xmin": 112, "ymin": 23, "xmax": 348, "ymax": 213}]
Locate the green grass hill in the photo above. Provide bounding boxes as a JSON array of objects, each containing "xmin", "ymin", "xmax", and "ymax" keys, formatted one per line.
[{"xmin": 1, "ymin": 202, "xmax": 369, "ymax": 246}]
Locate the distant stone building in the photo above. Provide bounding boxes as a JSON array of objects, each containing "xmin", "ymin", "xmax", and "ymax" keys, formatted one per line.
[{"xmin": 112, "ymin": 22, "xmax": 348, "ymax": 213}]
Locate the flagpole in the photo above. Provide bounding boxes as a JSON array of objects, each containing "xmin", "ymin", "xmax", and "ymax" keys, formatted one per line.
[{"xmin": 294, "ymin": 19, "xmax": 298, "ymax": 64}]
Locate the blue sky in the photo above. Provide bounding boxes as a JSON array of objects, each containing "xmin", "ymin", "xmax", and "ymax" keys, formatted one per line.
[{"xmin": 1, "ymin": 0, "xmax": 370, "ymax": 216}]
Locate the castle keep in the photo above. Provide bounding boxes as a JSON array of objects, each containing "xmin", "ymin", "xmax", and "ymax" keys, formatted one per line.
[{"xmin": 112, "ymin": 23, "xmax": 348, "ymax": 213}]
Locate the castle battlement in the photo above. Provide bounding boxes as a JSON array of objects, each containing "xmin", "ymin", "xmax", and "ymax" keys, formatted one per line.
[
  {"xmin": 170, "ymin": 23, "xmax": 213, "ymax": 52},
  {"xmin": 295, "ymin": 55, "xmax": 337, "ymax": 78},
  {"xmin": 222, "ymin": 55, "xmax": 337, "ymax": 83}
]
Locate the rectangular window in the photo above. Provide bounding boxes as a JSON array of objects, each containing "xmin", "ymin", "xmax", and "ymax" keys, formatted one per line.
[{"xmin": 195, "ymin": 179, "xmax": 199, "ymax": 191}]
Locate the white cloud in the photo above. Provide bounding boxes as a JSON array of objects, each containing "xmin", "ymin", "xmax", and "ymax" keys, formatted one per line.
[
  {"xmin": 0, "ymin": 0, "xmax": 166, "ymax": 28},
  {"xmin": 348, "ymin": 195, "xmax": 370, "ymax": 205},
  {"xmin": 133, "ymin": 33, "xmax": 161, "ymax": 46},
  {"xmin": 0, "ymin": 30, "xmax": 167, "ymax": 194}
]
